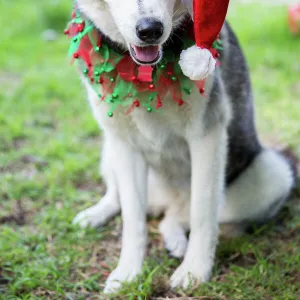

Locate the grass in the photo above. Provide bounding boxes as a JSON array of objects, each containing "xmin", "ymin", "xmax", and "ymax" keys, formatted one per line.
[{"xmin": 0, "ymin": 1, "xmax": 299, "ymax": 299}]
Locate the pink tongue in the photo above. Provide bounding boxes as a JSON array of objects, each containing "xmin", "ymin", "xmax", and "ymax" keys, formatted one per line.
[{"xmin": 133, "ymin": 45, "xmax": 159, "ymax": 62}]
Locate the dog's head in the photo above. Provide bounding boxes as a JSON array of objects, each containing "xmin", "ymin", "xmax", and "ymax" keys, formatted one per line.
[{"xmin": 77, "ymin": 0, "xmax": 188, "ymax": 64}]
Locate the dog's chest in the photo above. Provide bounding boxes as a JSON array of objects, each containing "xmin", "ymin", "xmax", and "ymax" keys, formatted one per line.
[
  {"xmin": 85, "ymin": 78, "xmax": 211, "ymax": 181},
  {"xmin": 96, "ymin": 94, "xmax": 207, "ymax": 180}
]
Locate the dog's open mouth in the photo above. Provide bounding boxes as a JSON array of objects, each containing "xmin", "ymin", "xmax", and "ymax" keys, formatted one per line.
[{"xmin": 129, "ymin": 44, "xmax": 162, "ymax": 65}]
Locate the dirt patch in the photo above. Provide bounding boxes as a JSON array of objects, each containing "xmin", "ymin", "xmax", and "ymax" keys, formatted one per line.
[
  {"xmin": 0, "ymin": 155, "xmax": 49, "ymax": 184},
  {"xmin": 0, "ymin": 137, "xmax": 27, "ymax": 152},
  {"xmin": 75, "ymin": 180, "xmax": 106, "ymax": 196},
  {"xmin": 0, "ymin": 200, "xmax": 26, "ymax": 226},
  {"xmin": 0, "ymin": 155, "xmax": 48, "ymax": 173},
  {"xmin": 221, "ymin": 251, "xmax": 256, "ymax": 270}
]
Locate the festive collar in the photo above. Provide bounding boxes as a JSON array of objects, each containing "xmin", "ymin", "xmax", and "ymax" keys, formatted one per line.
[{"xmin": 65, "ymin": 10, "xmax": 222, "ymax": 117}]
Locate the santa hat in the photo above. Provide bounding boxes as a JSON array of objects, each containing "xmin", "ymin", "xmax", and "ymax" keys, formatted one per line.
[{"xmin": 180, "ymin": 0, "xmax": 230, "ymax": 80}]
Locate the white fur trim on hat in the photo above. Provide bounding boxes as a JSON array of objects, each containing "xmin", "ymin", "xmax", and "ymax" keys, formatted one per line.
[{"xmin": 179, "ymin": 46, "xmax": 216, "ymax": 80}]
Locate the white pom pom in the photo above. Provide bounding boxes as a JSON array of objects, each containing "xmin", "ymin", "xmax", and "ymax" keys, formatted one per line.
[{"xmin": 179, "ymin": 46, "xmax": 216, "ymax": 80}]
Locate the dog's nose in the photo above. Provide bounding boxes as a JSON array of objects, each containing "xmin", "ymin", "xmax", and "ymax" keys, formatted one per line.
[{"xmin": 136, "ymin": 18, "xmax": 164, "ymax": 43}]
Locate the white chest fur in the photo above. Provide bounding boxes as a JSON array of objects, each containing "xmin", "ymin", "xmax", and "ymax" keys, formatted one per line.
[{"xmin": 83, "ymin": 75, "xmax": 219, "ymax": 183}]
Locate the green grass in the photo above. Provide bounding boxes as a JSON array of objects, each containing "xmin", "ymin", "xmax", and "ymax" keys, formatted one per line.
[{"xmin": 0, "ymin": 1, "xmax": 299, "ymax": 299}]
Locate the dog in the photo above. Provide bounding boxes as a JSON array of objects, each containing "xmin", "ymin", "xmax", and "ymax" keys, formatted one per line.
[{"xmin": 70, "ymin": 0, "xmax": 294, "ymax": 294}]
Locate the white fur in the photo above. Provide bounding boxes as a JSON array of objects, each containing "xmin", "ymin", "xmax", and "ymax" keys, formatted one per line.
[
  {"xmin": 159, "ymin": 216, "xmax": 188, "ymax": 258},
  {"xmin": 72, "ymin": 0, "xmax": 294, "ymax": 294},
  {"xmin": 170, "ymin": 125, "xmax": 227, "ymax": 288},
  {"xmin": 77, "ymin": 0, "xmax": 185, "ymax": 49},
  {"xmin": 103, "ymin": 134, "xmax": 148, "ymax": 294},
  {"xmin": 179, "ymin": 46, "xmax": 216, "ymax": 80},
  {"xmin": 219, "ymin": 150, "xmax": 294, "ymax": 224}
]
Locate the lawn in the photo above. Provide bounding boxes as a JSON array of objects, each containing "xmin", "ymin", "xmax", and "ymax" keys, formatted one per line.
[{"xmin": 0, "ymin": 1, "xmax": 299, "ymax": 299}]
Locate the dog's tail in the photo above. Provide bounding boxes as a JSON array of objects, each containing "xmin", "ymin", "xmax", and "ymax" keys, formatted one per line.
[{"xmin": 279, "ymin": 147, "xmax": 299, "ymax": 198}]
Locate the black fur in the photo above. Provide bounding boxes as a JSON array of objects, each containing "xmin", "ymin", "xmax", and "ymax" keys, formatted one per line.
[{"xmin": 220, "ymin": 23, "xmax": 262, "ymax": 185}]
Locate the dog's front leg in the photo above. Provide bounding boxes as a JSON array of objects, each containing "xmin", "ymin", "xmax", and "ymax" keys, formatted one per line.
[
  {"xmin": 104, "ymin": 135, "xmax": 148, "ymax": 294},
  {"xmin": 171, "ymin": 125, "xmax": 227, "ymax": 289}
]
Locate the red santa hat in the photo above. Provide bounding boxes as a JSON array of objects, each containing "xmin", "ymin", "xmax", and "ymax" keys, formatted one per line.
[{"xmin": 180, "ymin": 0, "xmax": 230, "ymax": 80}]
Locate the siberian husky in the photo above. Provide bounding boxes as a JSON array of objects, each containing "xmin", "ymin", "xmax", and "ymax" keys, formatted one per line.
[{"xmin": 70, "ymin": 0, "xmax": 294, "ymax": 294}]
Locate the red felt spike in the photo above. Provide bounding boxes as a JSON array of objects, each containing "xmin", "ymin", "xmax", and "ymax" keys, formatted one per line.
[
  {"xmin": 78, "ymin": 21, "xmax": 85, "ymax": 32},
  {"xmin": 156, "ymin": 95, "xmax": 163, "ymax": 109},
  {"xmin": 178, "ymin": 99, "xmax": 184, "ymax": 106},
  {"xmin": 116, "ymin": 56, "xmax": 136, "ymax": 82},
  {"xmin": 135, "ymin": 81, "xmax": 153, "ymax": 93},
  {"xmin": 195, "ymin": 79, "xmax": 206, "ymax": 93},
  {"xmin": 169, "ymin": 79, "xmax": 183, "ymax": 105},
  {"xmin": 77, "ymin": 33, "xmax": 94, "ymax": 67},
  {"xmin": 97, "ymin": 35, "xmax": 102, "ymax": 47},
  {"xmin": 66, "ymin": 22, "xmax": 80, "ymax": 38},
  {"xmin": 195, "ymin": 79, "xmax": 208, "ymax": 99},
  {"xmin": 157, "ymin": 75, "xmax": 170, "ymax": 101}
]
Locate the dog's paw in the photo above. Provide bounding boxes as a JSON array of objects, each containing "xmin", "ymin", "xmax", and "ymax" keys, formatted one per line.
[
  {"xmin": 72, "ymin": 205, "xmax": 107, "ymax": 228},
  {"xmin": 159, "ymin": 218, "xmax": 188, "ymax": 258},
  {"xmin": 170, "ymin": 261, "xmax": 211, "ymax": 290},
  {"xmin": 72, "ymin": 205, "xmax": 112, "ymax": 228},
  {"xmin": 165, "ymin": 234, "xmax": 188, "ymax": 258},
  {"xmin": 73, "ymin": 208, "xmax": 98, "ymax": 228},
  {"xmin": 73, "ymin": 197, "xmax": 120, "ymax": 228},
  {"xmin": 103, "ymin": 265, "xmax": 141, "ymax": 294}
]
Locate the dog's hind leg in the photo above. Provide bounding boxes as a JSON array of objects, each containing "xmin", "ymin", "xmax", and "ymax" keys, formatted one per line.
[
  {"xmin": 148, "ymin": 170, "xmax": 189, "ymax": 258},
  {"xmin": 73, "ymin": 139, "xmax": 120, "ymax": 228},
  {"xmin": 159, "ymin": 211, "xmax": 189, "ymax": 258},
  {"xmin": 219, "ymin": 149, "xmax": 294, "ymax": 235}
]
